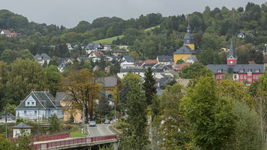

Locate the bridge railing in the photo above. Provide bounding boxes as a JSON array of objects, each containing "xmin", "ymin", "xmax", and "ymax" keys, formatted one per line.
[
  {"xmin": 33, "ymin": 135, "xmax": 117, "ymax": 150},
  {"xmin": 33, "ymin": 133, "xmax": 70, "ymax": 142}
]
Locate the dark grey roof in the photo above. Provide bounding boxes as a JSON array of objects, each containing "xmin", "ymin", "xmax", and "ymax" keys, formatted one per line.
[
  {"xmin": 16, "ymin": 91, "xmax": 58, "ymax": 110},
  {"xmin": 41, "ymin": 53, "xmax": 51, "ymax": 60},
  {"xmin": 207, "ymin": 64, "xmax": 265, "ymax": 74},
  {"xmin": 86, "ymin": 43, "xmax": 103, "ymax": 50},
  {"xmin": 12, "ymin": 122, "xmax": 32, "ymax": 129},
  {"xmin": 173, "ymin": 46, "xmax": 196, "ymax": 54},
  {"xmin": 184, "ymin": 24, "xmax": 194, "ymax": 44},
  {"xmin": 157, "ymin": 56, "xmax": 173, "ymax": 62},
  {"xmin": 227, "ymin": 41, "xmax": 236, "ymax": 58},
  {"xmin": 112, "ymin": 50, "xmax": 128, "ymax": 53},
  {"xmin": 34, "ymin": 53, "xmax": 51, "ymax": 61},
  {"xmin": 120, "ymin": 68, "xmax": 145, "ymax": 73},
  {"xmin": 97, "ymin": 77, "xmax": 117, "ymax": 87},
  {"xmin": 123, "ymin": 56, "xmax": 134, "ymax": 62},
  {"xmin": 55, "ymin": 92, "xmax": 73, "ymax": 103},
  {"xmin": 120, "ymin": 65, "xmax": 169, "ymax": 73}
]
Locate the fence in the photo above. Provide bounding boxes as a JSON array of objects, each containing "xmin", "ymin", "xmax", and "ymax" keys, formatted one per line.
[{"xmin": 33, "ymin": 135, "xmax": 116, "ymax": 150}]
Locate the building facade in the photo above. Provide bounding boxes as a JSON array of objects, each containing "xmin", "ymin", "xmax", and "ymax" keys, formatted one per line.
[{"xmin": 207, "ymin": 42, "xmax": 265, "ymax": 84}]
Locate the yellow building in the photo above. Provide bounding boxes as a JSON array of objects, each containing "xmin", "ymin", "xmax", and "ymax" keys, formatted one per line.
[{"xmin": 173, "ymin": 24, "xmax": 197, "ymax": 64}]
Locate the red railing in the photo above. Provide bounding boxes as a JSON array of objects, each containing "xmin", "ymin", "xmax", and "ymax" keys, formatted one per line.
[
  {"xmin": 33, "ymin": 133, "xmax": 70, "ymax": 142},
  {"xmin": 33, "ymin": 135, "xmax": 117, "ymax": 150}
]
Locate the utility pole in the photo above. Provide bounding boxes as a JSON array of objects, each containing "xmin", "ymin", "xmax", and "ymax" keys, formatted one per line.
[{"xmin": 5, "ymin": 109, "xmax": 8, "ymax": 138}]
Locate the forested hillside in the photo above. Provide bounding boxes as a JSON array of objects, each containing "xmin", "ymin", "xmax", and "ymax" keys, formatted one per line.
[{"xmin": 0, "ymin": 2, "xmax": 267, "ymax": 64}]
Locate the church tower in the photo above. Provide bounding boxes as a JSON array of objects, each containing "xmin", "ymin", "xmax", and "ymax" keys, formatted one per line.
[
  {"xmin": 183, "ymin": 24, "xmax": 195, "ymax": 50},
  {"xmin": 227, "ymin": 41, "xmax": 237, "ymax": 65}
]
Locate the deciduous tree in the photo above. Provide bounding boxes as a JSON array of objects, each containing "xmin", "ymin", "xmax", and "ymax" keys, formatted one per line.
[{"xmin": 62, "ymin": 69, "xmax": 100, "ymax": 121}]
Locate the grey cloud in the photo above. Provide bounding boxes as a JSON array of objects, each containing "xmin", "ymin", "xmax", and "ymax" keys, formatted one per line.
[{"xmin": 1, "ymin": 0, "xmax": 266, "ymax": 28}]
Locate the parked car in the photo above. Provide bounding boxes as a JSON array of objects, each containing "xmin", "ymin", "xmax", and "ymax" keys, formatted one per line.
[
  {"xmin": 89, "ymin": 121, "xmax": 96, "ymax": 127},
  {"xmin": 104, "ymin": 120, "xmax": 110, "ymax": 124}
]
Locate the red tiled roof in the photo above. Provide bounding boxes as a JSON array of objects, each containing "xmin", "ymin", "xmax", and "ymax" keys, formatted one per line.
[
  {"xmin": 173, "ymin": 63, "xmax": 190, "ymax": 71},
  {"xmin": 143, "ymin": 59, "xmax": 158, "ymax": 64}
]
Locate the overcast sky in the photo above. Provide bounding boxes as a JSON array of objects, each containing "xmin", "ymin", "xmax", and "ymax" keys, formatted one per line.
[{"xmin": 1, "ymin": 0, "xmax": 266, "ymax": 28}]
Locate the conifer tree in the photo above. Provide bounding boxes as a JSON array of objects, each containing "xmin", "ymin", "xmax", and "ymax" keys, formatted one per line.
[{"xmin": 143, "ymin": 67, "xmax": 156, "ymax": 105}]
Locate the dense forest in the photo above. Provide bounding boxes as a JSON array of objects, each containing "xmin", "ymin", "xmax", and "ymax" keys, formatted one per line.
[{"xmin": 0, "ymin": 2, "xmax": 267, "ymax": 65}]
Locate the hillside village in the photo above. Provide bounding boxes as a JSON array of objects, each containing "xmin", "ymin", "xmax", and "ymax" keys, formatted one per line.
[{"xmin": 1, "ymin": 2, "xmax": 267, "ymax": 150}]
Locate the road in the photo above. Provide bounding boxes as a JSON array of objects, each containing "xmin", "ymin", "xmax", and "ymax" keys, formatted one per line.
[{"xmin": 87, "ymin": 124, "xmax": 115, "ymax": 137}]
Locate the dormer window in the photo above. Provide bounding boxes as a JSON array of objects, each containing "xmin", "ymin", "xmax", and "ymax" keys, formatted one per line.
[{"xmin": 25, "ymin": 96, "xmax": 36, "ymax": 106}]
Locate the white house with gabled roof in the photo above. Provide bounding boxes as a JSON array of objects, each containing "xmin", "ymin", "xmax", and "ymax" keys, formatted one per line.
[{"xmin": 16, "ymin": 91, "xmax": 63, "ymax": 120}]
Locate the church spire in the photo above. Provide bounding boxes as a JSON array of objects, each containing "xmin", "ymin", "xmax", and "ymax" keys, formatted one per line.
[
  {"xmin": 228, "ymin": 40, "xmax": 235, "ymax": 57},
  {"xmin": 227, "ymin": 40, "xmax": 237, "ymax": 65},
  {"xmin": 183, "ymin": 24, "xmax": 195, "ymax": 50},
  {"xmin": 186, "ymin": 24, "xmax": 191, "ymax": 33}
]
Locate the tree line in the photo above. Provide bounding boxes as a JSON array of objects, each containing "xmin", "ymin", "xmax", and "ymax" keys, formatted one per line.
[
  {"xmin": 1, "ymin": 2, "xmax": 267, "ymax": 64},
  {"xmin": 117, "ymin": 67, "xmax": 267, "ymax": 150}
]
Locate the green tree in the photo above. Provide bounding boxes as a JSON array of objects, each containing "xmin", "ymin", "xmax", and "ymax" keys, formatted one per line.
[
  {"xmin": 143, "ymin": 67, "xmax": 156, "ymax": 106},
  {"xmin": 14, "ymin": 135, "xmax": 33, "ymax": 150},
  {"xmin": 159, "ymin": 83, "xmax": 190, "ymax": 150},
  {"xmin": 0, "ymin": 49, "xmax": 18, "ymax": 63},
  {"xmin": 183, "ymin": 77, "xmax": 235, "ymax": 150},
  {"xmin": 180, "ymin": 62, "xmax": 212, "ymax": 79},
  {"xmin": 120, "ymin": 73, "xmax": 148, "ymax": 150},
  {"xmin": 0, "ymin": 135, "xmax": 14, "ymax": 150},
  {"xmin": 0, "ymin": 61, "xmax": 7, "ymax": 109},
  {"xmin": 120, "ymin": 73, "xmax": 142, "ymax": 105},
  {"xmin": 44, "ymin": 65, "xmax": 62, "ymax": 96},
  {"xmin": 224, "ymin": 101, "xmax": 263, "ymax": 150},
  {"xmin": 48, "ymin": 114, "xmax": 61, "ymax": 133},
  {"xmin": 5, "ymin": 59, "xmax": 47, "ymax": 105}
]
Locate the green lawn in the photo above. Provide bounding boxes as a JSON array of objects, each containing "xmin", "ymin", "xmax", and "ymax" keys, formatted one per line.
[
  {"xmin": 144, "ymin": 25, "xmax": 160, "ymax": 32},
  {"xmin": 93, "ymin": 35, "xmax": 124, "ymax": 44},
  {"xmin": 70, "ymin": 131, "xmax": 86, "ymax": 137},
  {"xmin": 92, "ymin": 25, "xmax": 160, "ymax": 44}
]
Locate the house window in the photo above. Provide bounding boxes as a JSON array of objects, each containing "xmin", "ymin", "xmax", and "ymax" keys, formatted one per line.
[
  {"xmin": 240, "ymin": 75, "xmax": 243, "ymax": 79},
  {"xmin": 24, "ymin": 110, "xmax": 26, "ymax": 114},
  {"xmin": 35, "ymin": 111, "xmax": 37, "ymax": 114},
  {"xmin": 32, "ymin": 102, "xmax": 34, "ymax": 105},
  {"xmin": 27, "ymin": 102, "xmax": 30, "ymax": 105}
]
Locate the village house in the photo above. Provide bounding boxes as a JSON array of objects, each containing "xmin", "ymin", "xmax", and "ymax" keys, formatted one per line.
[
  {"xmin": 141, "ymin": 59, "xmax": 158, "ymax": 69},
  {"xmin": 34, "ymin": 53, "xmax": 51, "ymax": 66},
  {"xmin": 85, "ymin": 43, "xmax": 103, "ymax": 54},
  {"xmin": 0, "ymin": 29, "xmax": 17, "ymax": 38},
  {"xmin": 120, "ymin": 56, "xmax": 135, "ymax": 69},
  {"xmin": 12, "ymin": 122, "xmax": 32, "ymax": 138},
  {"xmin": 156, "ymin": 56, "xmax": 173, "ymax": 65},
  {"xmin": 66, "ymin": 43, "xmax": 73, "ymax": 51},
  {"xmin": 97, "ymin": 76, "xmax": 118, "ymax": 106},
  {"xmin": 111, "ymin": 49, "xmax": 128, "ymax": 57},
  {"xmin": 207, "ymin": 42, "xmax": 265, "ymax": 84},
  {"xmin": 16, "ymin": 91, "xmax": 63, "ymax": 120},
  {"xmin": 56, "ymin": 57, "xmax": 74, "ymax": 72}
]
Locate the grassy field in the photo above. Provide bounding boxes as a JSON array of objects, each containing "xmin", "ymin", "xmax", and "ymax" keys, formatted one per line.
[
  {"xmin": 70, "ymin": 131, "xmax": 86, "ymax": 137},
  {"xmin": 92, "ymin": 25, "xmax": 160, "ymax": 44},
  {"xmin": 93, "ymin": 35, "xmax": 124, "ymax": 44},
  {"xmin": 144, "ymin": 25, "xmax": 160, "ymax": 32}
]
